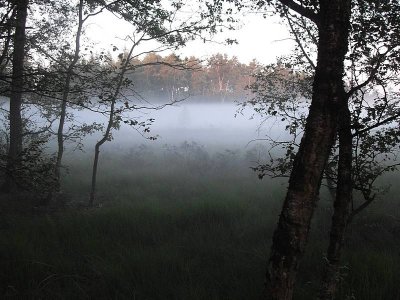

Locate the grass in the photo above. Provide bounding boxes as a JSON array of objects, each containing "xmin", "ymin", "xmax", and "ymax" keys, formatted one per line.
[
  {"xmin": 1, "ymin": 143, "xmax": 400, "ymax": 299},
  {"xmin": 1, "ymin": 196, "xmax": 272, "ymax": 299}
]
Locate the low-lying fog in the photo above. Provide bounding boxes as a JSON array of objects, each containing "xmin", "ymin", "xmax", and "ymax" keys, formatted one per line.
[
  {"xmin": 1, "ymin": 97, "xmax": 294, "ymax": 162},
  {"xmin": 70, "ymin": 101, "xmax": 288, "ymax": 153}
]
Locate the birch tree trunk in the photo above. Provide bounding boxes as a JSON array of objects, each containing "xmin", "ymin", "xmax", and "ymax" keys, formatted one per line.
[
  {"xmin": 319, "ymin": 101, "xmax": 353, "ymax": 300},
  {"xmin": 88, "ymin": 42, "xmax": 136, "ymax": 206},
  {"xmin": 52, "ymin": 0, "xmax": 84, "ymax": 195},
  {"xmin": 264, "ymin": 1, "xmax": 351, "ymax": 299}
]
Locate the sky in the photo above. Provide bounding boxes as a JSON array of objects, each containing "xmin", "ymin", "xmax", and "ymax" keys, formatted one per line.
[
  {"xmin": 179, "ymin": 14, "xmax": 295, "ymax": 64},
  {"xmin": 85, "ymin": 9, "xmax": 295, "ymax": 65}
]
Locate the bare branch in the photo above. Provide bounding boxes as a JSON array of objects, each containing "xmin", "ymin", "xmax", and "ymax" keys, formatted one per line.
[{"xmin": 286, "ymin": 12, "xmax": 316, "ymax": 69}]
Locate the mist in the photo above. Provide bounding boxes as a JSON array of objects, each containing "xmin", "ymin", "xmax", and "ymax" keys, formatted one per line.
[
  {"xmin": 2, "ymin": 0, "xmax": 400, "ymax": 298},
  {"xmin": 70, "ymin": 100, "xmax": 282, "ymax": 152}
]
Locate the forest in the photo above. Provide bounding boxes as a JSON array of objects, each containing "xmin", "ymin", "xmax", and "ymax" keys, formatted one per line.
[
  {"xmin": 1, "ymin": 0, "xmax": 400, "ymax": 300},
  {"xmin": 116, "ymin": 52, "xmax": 260, "ymax": 100}
]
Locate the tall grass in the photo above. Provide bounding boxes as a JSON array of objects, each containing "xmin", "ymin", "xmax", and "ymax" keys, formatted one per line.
[{"xmin": 1, "ymin": 143, "xmax": 399, "ymax": 299}]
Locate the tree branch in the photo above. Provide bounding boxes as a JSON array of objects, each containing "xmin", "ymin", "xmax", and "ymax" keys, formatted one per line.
[
  {"xmin": 83, "ymin": 0, "xmax": 123, "ymax": 22},
  {"xmin": 346, "ymin": 47, "xmax": 394, "ymax": 99},
  {"xmin": 286, "ymin": 12, "xmax": 316, "ymax": 69},
  {"xmin": 352, "ymin": 111, "xmax": 400, "ymax": 137},
  {"xmin": 277, "ymin": 0, "xmax": 319, "ymax": 25},
  {"xmin": 347, "ymin": 195, "xmax": 375, "ymax": 224}
]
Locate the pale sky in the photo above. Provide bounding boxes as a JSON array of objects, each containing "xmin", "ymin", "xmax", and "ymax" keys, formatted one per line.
[
  {"xmin": 179, "ymin": 14, "xmax": 294, "ymax": 64},
  {"xmin": 85, "ymin": 10, "xmax": 294, "ymax": 65}
]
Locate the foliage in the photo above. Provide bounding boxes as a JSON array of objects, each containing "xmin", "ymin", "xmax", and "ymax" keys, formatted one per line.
[
  {"xmin": 123, "ymin": 52, "xmax": 260, "ymax": 100},
  {"xmin": 1, "ymin": 0, "xmax": 250, "ymax": 198},
  {"xmin": 0, "ymin": 138, "xmax": 56, "ymax": 195},
  {"xmin": 244, "ymin": 0, "xmax": 400, "ymax": 218}
]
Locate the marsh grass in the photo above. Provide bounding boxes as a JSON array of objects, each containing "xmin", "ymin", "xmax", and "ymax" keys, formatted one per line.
[{"xmin": 1, "ymin": 144, "xmax": 399, "ymax": 299}]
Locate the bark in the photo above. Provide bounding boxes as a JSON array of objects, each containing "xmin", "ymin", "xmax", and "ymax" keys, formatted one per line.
[
  {"xmin": 0, "ymin": 6, "xmax": 16, "ymax": 74},
  {"xmin": 89, "ymin": 42, "xmax": 136, "ymax": 206},
  {"xmin": 264, "ymin": 1, "xmax": 351, "ymax": 299},
  {"xmin": 319, "ymin": 104, "xmax": 353, "ymax": 300},
  {"xmin": 88, "ymin": 98, "xmax": 115, "ymax": 207},
  {"xmin": 43, "ymin": 0, "xmax": 84, "ymax": 205},
  {"xmin": 53, "ymin": 0, "xmax": 84, "ymax": 195},
  {"xmin": 2, "ymin": 0, "xmax": 28, "ymax": 192}
]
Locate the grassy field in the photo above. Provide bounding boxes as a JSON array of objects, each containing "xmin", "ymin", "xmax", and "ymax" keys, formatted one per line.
[{"xmin": 1, "ymin": 143, "xmax": 399, "ymax": 299}]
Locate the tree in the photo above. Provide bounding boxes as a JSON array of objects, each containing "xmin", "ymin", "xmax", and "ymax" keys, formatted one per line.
[
  {"xmin": 51, "ymin": 0, "xmax": 84, "ymax": 202},
  {"xmin": 243, "ymin": 1, "xmax": 400, "ymax": 298},
  {"xmin": 255, "ymin": 2, "xmax": 352, "ymax": 298},
  {"xmin": 320, "ymin": 2, "xmax": 400, "ymax": 297},
  {"xmin": 0, "ymin": 1, "xmax": 16, "ymax": 88},
  {"xmin": 0, "ymin": 0, "xmax": 92, "ymax": 196},
  {"xmin": 88, "ymin": 0, "xmax": 218, "ymax": 206},
  {"xmin": 1, "ymin": 0, "xmax": 101, "ymax": 199},
  {"xmin": 42, "ymin": 0, "xmax": 117, "ymax": 203},
  {"xmin": 2, "ymin": 0, "xmax": 29, "ymax": 192},
  {"xmin": 0, "ymin": 0, "xmax": 246, "ymax": 201}
]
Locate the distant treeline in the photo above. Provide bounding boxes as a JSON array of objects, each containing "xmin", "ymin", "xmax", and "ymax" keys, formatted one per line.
[{"xmin": 108, "ymin": 53, "xmax": 262, "ymax": 102}]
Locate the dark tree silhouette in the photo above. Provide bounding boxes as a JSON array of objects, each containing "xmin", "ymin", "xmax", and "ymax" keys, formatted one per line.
[{"xmin": 2, "ymin": 0, "xmax": 28, "ymax": 192}]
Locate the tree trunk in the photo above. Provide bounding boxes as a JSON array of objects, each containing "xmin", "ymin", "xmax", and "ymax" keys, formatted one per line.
[
  {"xmin": 50, "ymin": 0, "xmax": 84, "ymax": 202},
  {"xmin": 2, "ymin": 0, "xmax": 28, "ymax": 192},
  {"xmin": 89, "ymin": 143, "xmax": 101, "ymax": 206},
  {"xmin": 88, "ymin": 41, "xmax": 137, "ymax": 206},
  {"xmin": 319, "ymin": 103, "xmax": 353, "ymax": 300},
  {"xmin": 264, "ymin": 1, "xmax": 351, "ymax": 299}
]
